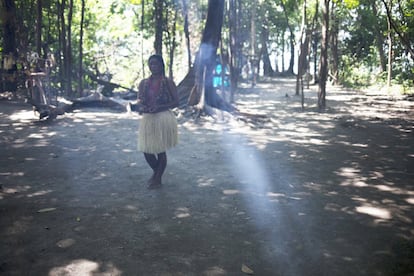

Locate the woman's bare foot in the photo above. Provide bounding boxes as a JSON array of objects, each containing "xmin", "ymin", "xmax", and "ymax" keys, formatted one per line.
[{"xmin": 147, "ymin": 177, "xmax": 162, "ymax": 189}]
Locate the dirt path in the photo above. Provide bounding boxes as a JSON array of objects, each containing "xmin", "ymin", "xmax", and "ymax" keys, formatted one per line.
[{"xmin": 1, "ymin": 78, "xmax": 413, "ymax": 275}]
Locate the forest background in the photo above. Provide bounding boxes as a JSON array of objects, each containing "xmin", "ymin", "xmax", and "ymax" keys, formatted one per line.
[{"xmin": 0, "ymin": 0, "xmax": 413, "ymax": 112}]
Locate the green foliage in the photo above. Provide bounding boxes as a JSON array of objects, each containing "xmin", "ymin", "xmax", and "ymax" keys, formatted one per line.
[
  {"xmin": 3, "ymin": 0, "xmax": 413, "ymax": 95},
  {"xmin": 340, "ymin": 56, "xmax": 373, "ymax": 88}
]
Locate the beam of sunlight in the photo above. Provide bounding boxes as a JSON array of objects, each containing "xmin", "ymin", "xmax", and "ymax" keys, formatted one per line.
[{"xmin": 221, "ymin": 128, "xmax": 274, "ymax": 229}]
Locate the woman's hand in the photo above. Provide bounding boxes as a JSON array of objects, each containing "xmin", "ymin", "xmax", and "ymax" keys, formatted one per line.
[{"xmin": 142, "ymin": 105, "xmax": 158, "ymax": 113}]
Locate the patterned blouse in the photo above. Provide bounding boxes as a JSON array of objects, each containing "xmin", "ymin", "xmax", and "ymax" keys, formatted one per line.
[{"xmin": 138, "ymin": 76, "xmax": 176, "ymax": 108}]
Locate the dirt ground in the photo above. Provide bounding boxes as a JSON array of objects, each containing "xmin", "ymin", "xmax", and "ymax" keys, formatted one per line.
[{"xmin": 1, "ymin": 78, "xmax": 413, "ymax": 276}]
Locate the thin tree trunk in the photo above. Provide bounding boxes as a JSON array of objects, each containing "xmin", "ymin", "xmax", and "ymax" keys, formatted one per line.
[
  {"xmin": 228, "ymin": 0, "xmax": 241, "ymax": 102},
  {"xmin": 280, "ymin": 0, "xmax": 295, "ymax": 75},
  {"xmin": 318, "ymin": 0, "xmax": 330, "ymax": 110},
  {"xmin": 386, "ymin": 9, "xmax": 392, "ymax": 88},
  {"xmin": 296, "ymin": 0, "xmax": 307, "ymax": 97},
  {"xmin": 167, "ymin": 7, "xmax": 178, "ymax": 79},
  {"xmin": 182, "ymin": 0, "xmax": 192, "ymax": 70},
  {"xmin": 57, "ymin": 0, "xmax": 65, "ymax": 95},
  {"xmin": 154, "ymin": 0, "xmax": 163, "ymax": 55},
  {"xmin": 330, "ymin": 3, "xmax": 339, "ymax": 85},
  {"xmin": 78, "ymin": 0, "xmax": 85, "ymax": 96},
  {"xmin": 261, "ymin": 26, "xmax": 274, "ymax": 77},
  {"xmin": 371, "ymin": 1, "xmax": 386, "ymax": 72},
  {"xmin": 36, "ymin": 0, "xmax": 42, "ymax": 56},
  {"xmin": 141, "ymin": 0, "xmax": 145, "ymax": 78},
  {"xmin": 250, "ymin": 1, "xmax": 257, "ymax": 86},
  {"xmin": 66, "ymin": 0, "xmax": 73, "ymax": 97},
  {"xmin": 1, "ymin": 0, "xmax": 18, "ymax": 93}
]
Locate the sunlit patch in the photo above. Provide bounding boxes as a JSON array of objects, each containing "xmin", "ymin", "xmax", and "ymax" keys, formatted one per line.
[
  {"xmin": 354, "ymin": 181, "xmax": 369, "ymax": 187},
  {"xmin": 56, "ymin": 238, "xmax": 76, "ymax": 248},
  {"xmin": 14, "ymin": 138, "xmax": 27, "ymax": 144},
  {"xmin": 337, "ymin": 167, "xmax": 360, "ymax": 178},
  {"xmin": 267, "ymin": 192, "xmax": 285, "ymax": 198},
  {"xmin": 406, "ymin": 198, "xmax": 414, "ymax": 204},
  {"xmin": 92, "ymin": 172, "xmax": 107, "ymax": 180},
  {"xmin": 174, "ymin": 207, "xmax": 190, "ymax": 219},
  {"xmin": 28, "ymin": 133, "xmax": 47, "ymax": 139},
  {"xmin": 9, "ymin": 110, "xmax": 36, "ymax": 121},
  {"xmin": 49, "ymin": 259, "xmax": 100, "ymax": 275},
  {"xmin": 203, "ymin": 266, "xmax": 227, "ymax": 275},
  {"xmin": 24, "ymin": 157, "xmax": 37, "ymax": 161},
  {"xmin": 222, "ymin": 189, "xmax": 240, "ymax": 195},
  {"xmin": 124, "ymin": 205, "xmax": 138, "ymax": 211},
  {"xmin": 356, "ymin": 205, "xmax": 392, "ymax": 219},
  {"xmin": 27, "ymin": 189, "xmax": 53, "ymax": 197},
  {"xmin": 2, "ymin": 185, "xmax": 31, "ymax": 194},
  {"xmin": 197, "ymin": 177, "xmax": 215, "ymax": 187},
  {"xmin": 0, "ymin": 171, "xmax": 25, "ymax": 176},
  {"xmin": 375, "ymin": 185, "xmax": 395, "ymax": 192}
]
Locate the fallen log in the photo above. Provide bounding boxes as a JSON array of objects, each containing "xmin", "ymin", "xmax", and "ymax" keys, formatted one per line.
[
  {"xmin": 72, "ymin": 92, "xmax": 128, "ymax": 112},
  {"xmin": 84, "ymin": 69, "xmax": 135, "ymax": 97}
]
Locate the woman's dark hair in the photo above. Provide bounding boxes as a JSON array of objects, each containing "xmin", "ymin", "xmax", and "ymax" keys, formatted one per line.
[{"xmin": 148, "ymin": 54, "xmax": 165, "ymax": 75}]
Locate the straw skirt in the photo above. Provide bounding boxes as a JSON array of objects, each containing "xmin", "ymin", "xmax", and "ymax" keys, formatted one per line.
[{"xmin": 138, "ymin": 110, "xmax": 178, "ymax": 154}]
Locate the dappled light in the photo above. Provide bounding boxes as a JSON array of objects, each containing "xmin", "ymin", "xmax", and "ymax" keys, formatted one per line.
[{"xmin": 1, "ymin": 77, "xmax": 413, "ymax": 275}]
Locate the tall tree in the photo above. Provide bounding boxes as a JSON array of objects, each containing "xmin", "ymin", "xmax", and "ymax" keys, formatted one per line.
[
  {"xmin": 66, "ymin": 0, "xmax": 73, "ymax": 97},
  {"xmin": 329, "ymin": 1, "xmax": 339, "ymax": 85},
  {"xmin": 318, "ymin": 0, "xmax": 330, "ymax": 110},
  {"xmin": 189, "ymin": 0, "xmax": 229, "ymax": 112},
  {"xmin": 78, "ymin": 0, "xmax": 85, "ymax": 96},
  {"xmin": 181, "ymin": 0, "xmax": 192, "ymax": 70},
  {"xmin": 0, "ymin": 0, "xmax": 18, "ymax": 93},
  {"xmin": 228, "ymin": 0, "xmax": 241, "ymax": 102},
  {"xmin": 154, "ymin": 0, "xmax": 163, "ymax": 55},
  {"xmin": 36, "ymin": 0, "xmax": 42, "ymax": 55},
  {"xmin": 280, "ymin": 0, "xmax": 297, "ymax": 75}
]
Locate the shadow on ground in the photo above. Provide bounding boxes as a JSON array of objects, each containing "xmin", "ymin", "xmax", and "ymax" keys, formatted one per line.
[{"xmin": 1, "ymin": 78, "xmax": 413, "ymax": 275}]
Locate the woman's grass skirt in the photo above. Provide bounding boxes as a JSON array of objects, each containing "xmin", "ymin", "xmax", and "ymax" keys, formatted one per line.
[{"xmin": 138, "ymin": 110, "xmax": 178, "ymax": 154}]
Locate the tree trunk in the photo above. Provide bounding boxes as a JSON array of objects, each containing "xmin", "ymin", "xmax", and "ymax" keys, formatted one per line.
[
  {"xmin": 296, "ymin": 0, "xmax": 308, "ymax": 97},
  {"xmin": 228, "ymin": 0, "xmax": 240, "ymax": 102},
  {"xmin": 78, "ymin": 0, "xmax": 85, "ymax": 96},
  {"xmin": 169, "ymin": 9, "xmax": 178, "ymax": 79},
  {"xmin": 66, "ymin": 0, "xmax": 73, "ymax": 97},
  {"xmin": 182, "ymin": 0, "xmax": 192, "ymax": 71},
  {"xmin": 280, "ymin": 0, "xmax": 295, "ymax": 75},
  {"xmin": 330, "ymin": 3, "xmax": 339, "ymax": 85},
  {"xmin": 318, "ymin": 0, "xmax": 330, "ymax": 110},
  {"xmin": 191, "ymin": 0, "xmax": 225, "ymax": 109},
  {"xmin": 250, "ymin": 1, "xmax": 257, "ymax": 86},
  {"xmin": 371, "ymin": 1, "xmax": 386, "ymax": 72},
  {"xmin": 154, "ymin": 0, "xmax": 163, "ymax": 55},
  {"xmin": 1, "ymin": 0, "xmax": 18, "ymax": 93},
  {"xmin": 386, "ymin": 9, "xmax": 392, "ymax": 88},
  {"xmin": 260, "ymin": 26, "xmax": 274, "ymax": 77},
  {"xmin": 36, "ymin": 0, "xmax": 42, "ymax": 56}
]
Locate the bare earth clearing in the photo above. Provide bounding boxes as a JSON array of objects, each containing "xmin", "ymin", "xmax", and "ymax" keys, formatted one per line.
[{"xmin": 1, "ymin": 77, "xmax": 413, "ymax": 276}]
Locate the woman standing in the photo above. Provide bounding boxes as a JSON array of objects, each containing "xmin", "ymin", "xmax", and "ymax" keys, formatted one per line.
[{"xmin": 137, "ymin": 55, "xmax": 179, "ymax": 189}]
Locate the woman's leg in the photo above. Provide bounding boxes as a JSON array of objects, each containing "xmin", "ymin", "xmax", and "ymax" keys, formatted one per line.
[
  {"xmin": 144, "ymin": 153, "xmax": 158, "ymax": 185},
  {"xmin": 152, "ymin": 152, "xmax": 167, "ymax": 187}
]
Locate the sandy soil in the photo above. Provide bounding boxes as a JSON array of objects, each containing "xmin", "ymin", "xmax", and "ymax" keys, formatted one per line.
[{"xmin": 1, "ymin": 78, "xmax": 413, "ymax": 276}]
